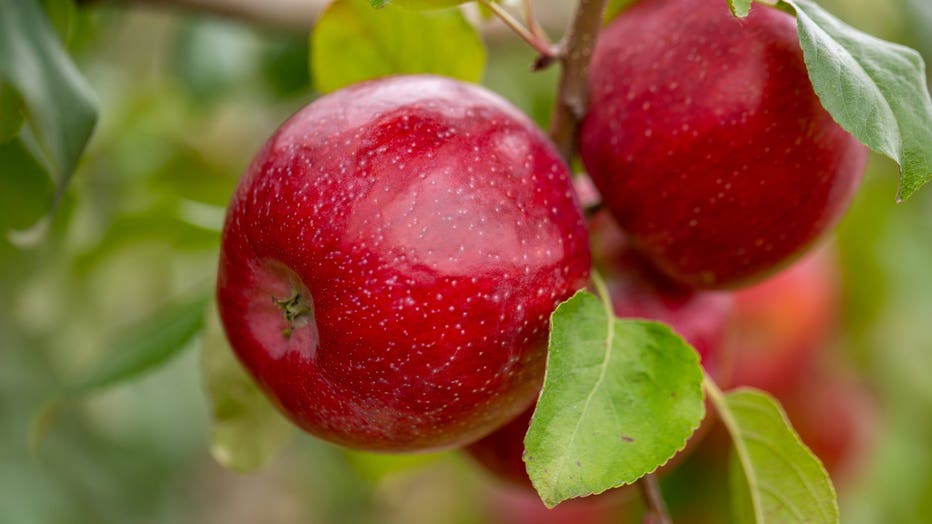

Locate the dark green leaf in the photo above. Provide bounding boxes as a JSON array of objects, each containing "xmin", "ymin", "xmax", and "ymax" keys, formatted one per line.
[
  {"xmin": 706, "ymin": 384, "xmax": 839, "ymax": 524},
  {"xmin": 201, "ymin": 302, "xmax": 294, "ymax": 472},
  {"xmin": 311, "ymin": 0, "xmax": 485, "ymax": 93},
  {"xmin": 0, "ymin": 0, "xmax": 98, "ymax": 204},
  {"xmin": 525, "ymin": 290, "xmax": 705, "ymax": 507},
  {"xmin": 0, "ymin": 138, "xmax": 53, "ymax": 233},
  {"xmin": 604, "ymin": 0, "xmax": 638, "ymax": 23},
  {"xmin": 780, "ymin": 0, "xmax": 932, "ymax": 201},
  {"xmin": 63, "ymin": 291, "xmax": 210, "ymax": 395},
  {"xmin": 0, "ymin": 80, "xmax": 24, "ymax": 142},
  {"xmin": 38, "ymin": 0, "xmax": 77, "ymax": 44}
]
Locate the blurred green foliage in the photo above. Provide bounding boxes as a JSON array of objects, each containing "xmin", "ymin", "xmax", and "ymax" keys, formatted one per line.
[{"xmin": 0, "ymin": 1, "xmax": 930, "ymax": 523}]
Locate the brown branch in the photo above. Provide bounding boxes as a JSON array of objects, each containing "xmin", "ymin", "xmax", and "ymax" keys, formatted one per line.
[
  {"xmin": 78, "ymin": 0, "xmax": 322, "ymax": 31},
  {"xmin": 638, "ymin": 474, "xmax": 673, "ymax": 524},
  {"xmin": 548, "ymin": 0, "xmax": 608, "ymax": 163}
]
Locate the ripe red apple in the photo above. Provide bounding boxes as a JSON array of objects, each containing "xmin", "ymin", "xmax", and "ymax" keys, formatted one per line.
[
  {"xmin": 727, "ymin": 246, "xmax": 839, "ymax": 394},
  {"xmin": 776, "ymin": 367, "xmax": 879, "ymax": 483},
  {"xmin": 579, "ymin": 0, "xmax": 868, "ymax": 289},
  {"xmin": 466, "ymin": 211, "xmax": 733, "ymax": 487},
  {"xmin": 216, "ymin": 75, "xmax": 591, "ymax": 452}
]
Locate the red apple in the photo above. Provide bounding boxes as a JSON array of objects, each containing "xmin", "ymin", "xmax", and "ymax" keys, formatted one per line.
[
  {"xmin": 216, "ymin": 75, "xmax": 591, "ymax": 452},
  {"xmin": 777, "ymin": 367, "xmax": 879, "ymax": 483},
  {"xmin": 466, "ymin": 211, "xmax": 733, "ymax": 487},
  {"xmin": 727, "ymin": 246, "xmax": 839, "ymax": 394},
  {"xmin": 579, "ymin": 0, "xmax": 867, "ymax": 289},
  {"xmin": 483, "ymin": 486, "xmax": 629, "ymax": 524}
]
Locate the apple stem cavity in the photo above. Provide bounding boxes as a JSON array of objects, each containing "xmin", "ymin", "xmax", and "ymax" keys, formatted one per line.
[{"xmin": 274, "ymin": 290, "xmax": 312, "ymax": 339}]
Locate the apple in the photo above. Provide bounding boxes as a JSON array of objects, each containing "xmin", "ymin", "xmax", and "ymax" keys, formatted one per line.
[
  {"xmin": 727, "ymin": 246, "xmax": 839, "ymax": 394},
  {"xmin": 483, "ymin": 486, "xmax": 628, "ymax": 524},
  {"xmin": 466, "ymin": 210, "xmax": 733, "ymax": 487},
  {"xmin": 777, "ymin": 367, "xmax": 878, "ymax": 483},
  {"xmin": 216, "ymin": 75, "xmax": 591, "ymax": 452},
  {"xmin": 579, "ymin": 0, "xmax": 868, "ymax": 289}
]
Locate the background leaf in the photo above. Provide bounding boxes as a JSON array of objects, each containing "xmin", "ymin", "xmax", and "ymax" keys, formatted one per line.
[
  {"xmin": 524, "ymin": 290, "xmax": 705, "ymax": 507},
  {"xmin": 200, "ymin": 301, "xmax": 294, "ymax": 472},
  {"xmin": 711, "ymin": 386, "xmax": 839, "ymax": 524},
  {"xmin": 61, "ymin": 291, "xmax": 210, "ymax": 395},
  {"xmin": 780, "ymin": 0, "xmax": 932, "ymax": 201},
  {"xmin": 0, "ymin": 0, "xmax": 97, "ymax": 206},
  {"xmin": 311, "ymin": 0, "xmax": 486, "ymax": 93},
  {"xmin": 0, "ymin": 80, "xmax": 23, "ymax": 142},
  {"xmin": 0, "ymin": 139, "xmax": 53, "ymax": 234}
]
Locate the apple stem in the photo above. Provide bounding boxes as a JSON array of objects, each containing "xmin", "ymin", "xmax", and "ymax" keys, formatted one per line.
[
  {"xmin": 548, "ymin": 0, "xmax": 609, "ymax": 163},
  {"xmin": 477, "ymin": 0, "xmax": 557, "ymax": 66},
  {"xmin": 274, "ymin": 290, "xmax": 311, "ymax": 339},
  {"xmin": 638, "ymin": 473, "xmax": 674, "ymax": 524}
]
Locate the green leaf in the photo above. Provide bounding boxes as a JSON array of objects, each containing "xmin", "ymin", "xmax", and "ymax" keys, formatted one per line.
[
  {"xmin": 707, "ymin": 384, "xmax": 839, "ymax": 524},
  {"xmin": 311, "ymin": 0, "xmax": 486, "ymax": 93},
  {"xmin": 37, "ymin": 0, "xmax": 77, "ymax": 44},
  {"xmin": 172, "ymin": 18, "xmax": 258, "ymax": 105},
  {"xmin": 201, "ymin": 301, "xmax": 294, "ymax": 472},
  {"xmin": 779, "ymin": 0, "xmax": 932, "ymax": 201},
  {"xmin": 728, "ymin": 0, "xmax": 751, "ymax": 18},
  {"xmin": 63, "ymin": 292, "xmax": 210, "ymax": 395},
  {"xmin": 0, "ymin": 80, "xmax": 23, "ymax": 142},
  {"xmin": 0, "ymin": 0, "xmax": 97, "ymax": 213},
  {"xmin": 30, "ymin": 290, "xmax": 210, "ymax": 453},
  {"xmin": 524, "ymin": 290, "xmax": 705, "ymax": 507},
  {"xmin": 0, "ymin": 139, "xmax": 53, "ymax": 234},
  {"xmin": 604, "ymin": 0, "xmax": 638, "ymax": 23},
  {"xmin": 343, "ymin": 450, "xmax": 447, "ymax": 481}
]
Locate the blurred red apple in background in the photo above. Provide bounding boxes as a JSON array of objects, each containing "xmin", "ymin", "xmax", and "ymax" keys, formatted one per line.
[
  {"xmin": 580, "ymin": 0, "xmax": 867, "ymax": 289},
  {"xmin": 727, "ymin": 247, "xmax": 840, "ymax": 395}
]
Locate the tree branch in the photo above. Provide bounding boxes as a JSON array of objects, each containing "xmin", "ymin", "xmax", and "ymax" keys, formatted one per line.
[{"xmin": 548, "ymin": 0, "xmax": 608, "ymax": 163}]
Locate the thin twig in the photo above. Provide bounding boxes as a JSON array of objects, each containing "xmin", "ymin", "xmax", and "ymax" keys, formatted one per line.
[
  {"xmin": 638, "ymin": 474, "xmax": 673, "ymax": 524},
  {"xmin": 523, "ymin": 0, "xmax": 547, "ymax": 41},
  {"xmin": 478, "ymin": 0, "xmax": 556, "ymax": 62},
  {"xmin": 547, "ymin": 0, "xmax": 608, "ymax": 163}
]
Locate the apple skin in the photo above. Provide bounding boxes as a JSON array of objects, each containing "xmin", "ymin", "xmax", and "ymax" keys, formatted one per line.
[
  {"xmin": 579, "ymin": 0, "xmax": 868, "ymax": 289},
  {"xmin": 727, "ymin": 246, "xmax": 839, "ymax": 395},
  {"xmin": 216, "ymin": 75, "xmax": 591, "ymax": 452},
  {"xmin": 466, "ymin": 209, "xmax": 733, "ymax": 487}
]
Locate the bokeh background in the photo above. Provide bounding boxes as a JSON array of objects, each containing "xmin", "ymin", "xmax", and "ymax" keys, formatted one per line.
[{"xmin": 2, "ymin": 0, "xmax": 931, "ymax": 522}]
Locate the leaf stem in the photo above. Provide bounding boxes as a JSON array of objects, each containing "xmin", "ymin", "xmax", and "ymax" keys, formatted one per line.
[
  {"xmin": 590, "ymin": 269, "xmax": 612, "ymax": 314},
  {"xmin": 548, "ymin": 0, "xmax": 609, "ymax": 163},
  {"xmin": 477, "ymin": 0, "xmax": 556, "ymax": 63},
  {"xmin": 702, "ymin": 373, "xmax": 766, "ymax": 522},
  {"xmin": 523, "ymin": 0, "xmax": 548, "ymax": 42},
  {"xmin": 638, "ymin": 474, "xmax": 673, "ymax": 524}
]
